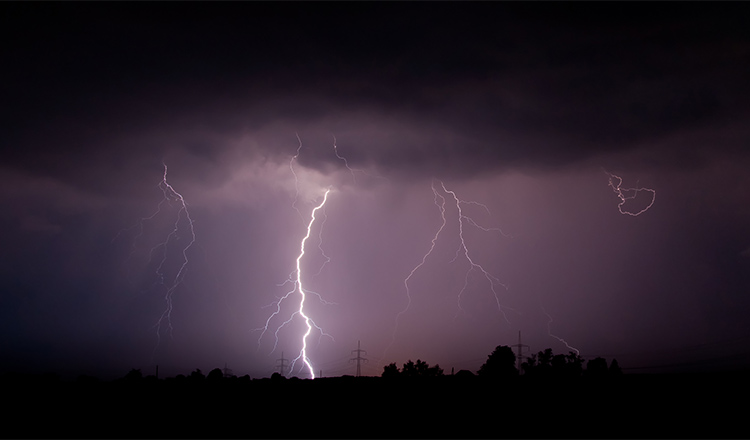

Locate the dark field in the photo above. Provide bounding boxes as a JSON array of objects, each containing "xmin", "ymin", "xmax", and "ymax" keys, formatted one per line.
[{"xmin": 3, "ymin": 372, "xmax": 746, "ymax": 438}]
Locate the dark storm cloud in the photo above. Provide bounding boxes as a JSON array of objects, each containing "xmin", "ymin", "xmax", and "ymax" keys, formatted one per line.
[{"xmin": 4, "ymin": 2, "xmax": 749, "ymax": 191}]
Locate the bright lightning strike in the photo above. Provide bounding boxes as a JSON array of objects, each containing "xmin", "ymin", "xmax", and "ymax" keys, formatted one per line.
[
  {"xmin": 289, "ymin": 188, "xmax": 331, "ymax": 378},
  {"xmin": 255, "ymin": 190, "xmax": 334, "ymax": 378},
  {"xmin": 255, "ymin": 138, "xmax": 346, "ymax": 378},
  {"xmin": 604, "ymin": 169, "xmax": 656, "ymax": 216}
]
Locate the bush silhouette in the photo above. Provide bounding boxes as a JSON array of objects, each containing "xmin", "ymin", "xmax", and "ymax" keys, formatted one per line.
[
  {"xmin": 478, "ymin": 345, "xmax": 517, "ymax": 378},
  {"xmin": 381, "ymin": 359, "xmax": 444, "ymax": 378}
]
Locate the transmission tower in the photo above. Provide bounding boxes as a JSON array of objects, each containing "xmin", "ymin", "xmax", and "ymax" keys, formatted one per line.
[
  {"xmin": 511, "ymin": 331, "xmax": 530, "ymax": 374},
  {"xmin": 350, "ymin": 340, "xmax": 368, "ymax": 377},
  {"xmin": 276, "ymin": 351, "xmax": 289, "ymax": 377},
  {"xmin": 223, "ymin": 362, "xmax": 234, "ymax": 378}
]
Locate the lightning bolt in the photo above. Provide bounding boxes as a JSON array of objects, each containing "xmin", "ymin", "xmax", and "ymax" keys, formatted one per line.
[
  {"xmin": 114, "ymin": 163, "xmax": 196, "ymax": 354},
  {"xmin": 312, "ymin": 202, "xmax": 332, "ymax": 277},
  {"xmin": 386, "ymin": 181, "xmax": 448, "ymax": 354},
  {"xmin": 604, "ymin": 169, "xmax": 656, "ymax": 216},
  {"xmin": 255, "ymin": 137, "xmax": 346, "ymax": 378},
  {"xmin": 385, "ymin": 180, "xmax": 514, "ymax": 359},
  {"xmin": 333, "ymin": 135, "xmax": 357, "ymax": 184},
  {"xmin": 152, "ymin": 163, "xmax": 196, "ymax": 347},
  {"xmin": 439, "ymin": 181, "xmax": 515, "ymax": 322},
  {"xmin": 289, "ymin": 188, "xmax": 331, "ymax": 378},
  {"xmin": 290, "ymin": 133, "xmax": 306, "ymax": 222},
  {"xmin": 255, "ymin": 189, "xmax": 334, "ymax": 378},
  {"xmin": 333, "ymin": 135, "xmax": 389, "ymax": 185},
  {"xmin": 543, "ymin": 308, "xmax": 580, "ymax": 355}
]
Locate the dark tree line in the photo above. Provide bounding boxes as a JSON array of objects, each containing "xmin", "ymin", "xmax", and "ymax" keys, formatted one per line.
[
  {"xmin": 521, "ymin": 347, "xmax": 622, "ymax": 377},
  {"xmin": 7, "ymin": 346, "xmax": 622, "ymax": 385},
  {"xmin": 381, "ymin": 345, "xmax": 623, "ymax": 379},
  {"xmin": 381, "ymin": 359, "xmax": 444, "ymax": 378},
  {"xmin": 119, "ymin": 367, "xmax": 247, "ymax": 383},
  {"xmin": 521, "ymin": 348, "xmax": 585, "ymax": 377}
]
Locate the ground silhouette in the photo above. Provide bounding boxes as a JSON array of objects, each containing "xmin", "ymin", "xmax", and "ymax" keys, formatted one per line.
[{"xmin": 1, "ymin": 347, "xmax": 746, "ymax": 438}]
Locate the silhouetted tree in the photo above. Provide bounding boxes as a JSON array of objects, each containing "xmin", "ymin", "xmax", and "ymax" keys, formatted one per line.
[
  {"xmin": 381, "ymin": 362, "xmax": 400, "ymax": 378},
  {"xmin": 521, "ymin": 348, "xmax": 584, "ymax": 377},
  {"xmin": 426, "ymin": 363, "xmax": 444, "ymax": 377},
  {"xmin": 207, "ymin": 368, "xmax": 224, "ymax": 381},
  {"xmin": 478, "ymin": 345, "xmax": 517, "ymax": 378},
  {"xmin": 538, "ymin": 348, "xmax": 554, "ymax": 370},
  {"xmin": 522, "ymin": 348, "xmax": 554, "ymax": 376},
  {"xmin": 521, "ymin": 353, "xmax": 537, "ymax": 375},
  {"xmin": 188, "ymin": 369, "xmax": 205, "ymax": 381},
  {"xmin": 401, "ymin": 360, "xmax": 419, "ymax": 377},
  {"xmin": 586, "ymin": 357, "xmax": 609, "ymax": 377},
  {"xmin": 564, "ymin": 352, "xmax": 584, "ymax": 377},
  {"xmin": 551, "ymin": 353, "xmax": 568, "ymax": 373},
  {"xmin": 609, "ymin": 358, "xmax": 623, "ymax": 375},
  {"xmin": 76, "ymin": 374, "xmax": 99, "ymax": 384},
  {"xmin": 123, "ymin": 368, "xmax": 143, "ymax": 381},
  {"xmin": 397, "ymin": 359, "xmax": 444, "ymax": 378}
]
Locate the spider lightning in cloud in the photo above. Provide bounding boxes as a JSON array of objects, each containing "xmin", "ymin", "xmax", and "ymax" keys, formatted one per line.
[{"xmin": 604, "ymin": 169, "xmax": 656, "ymax": 216}]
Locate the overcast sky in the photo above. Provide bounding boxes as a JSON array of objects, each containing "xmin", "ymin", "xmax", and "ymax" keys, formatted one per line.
[{"xmin": 2, "ymin": 2, "xmax": 750, "ymax": 379}]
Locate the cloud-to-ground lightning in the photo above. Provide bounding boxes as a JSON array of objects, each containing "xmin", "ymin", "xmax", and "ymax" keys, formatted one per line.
[
  {"xmin": 312, "ymin": 203, "xmax": 332, "ymax": 277},
  {"xmin": 255, "ymin": 189, "xmax": 334, "ymax": 378},
  {"xmin": 543, "ymin": 308, "xmax": 580, "ymax": 355},
  {"xmin": 386, "ymin": 181, "xmax": 449, "ymax": 355},
  {"xmin": 114, "ymin": 163, "xmax": 196, "ymax": 353},
  {"xmin": 288, "ymin": 188, "xmax": 331, "ymax": 378},
  {"xmin": 255, "ymin": 138, "xmax": 350, "ymax": 378},
  {"xmin": 385, "ymin": 180, "xmax": 514, "ymax": 360},
  {"xmin": 604, "ymin": 169, "xmax": 656, "ymax": 216},
  {"xmin": 152, "ymin": 164, "xmax": 196, "ymax": 347}
]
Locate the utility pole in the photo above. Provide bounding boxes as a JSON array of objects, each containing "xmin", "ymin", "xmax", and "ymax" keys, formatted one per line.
[
  {"xmin": 223, "ymin": 363, "xmax": 234, "ymax": 378},
  {"xmin": 510, "ymin": 331, "xmax": 530, "ymax": 374},
  {"xmin": 276, "ymin": 352, "xmax": 288, "ymax": 377},
  {"xmin": 350, "ymin": 340, "xmax": 368, "ymax": 377}
]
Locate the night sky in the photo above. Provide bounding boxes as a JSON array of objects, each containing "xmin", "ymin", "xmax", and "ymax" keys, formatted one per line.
[{"xmin": 2, "ymin": 2, "xmax": 750, "ymax": 380}]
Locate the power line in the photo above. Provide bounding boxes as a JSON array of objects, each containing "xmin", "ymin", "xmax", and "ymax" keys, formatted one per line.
[
  {"xmin": 350, "ymin": 340, "xmax": 368, "ymax": 377},
  {"xmin": 223, "ymin": 363, "xmax": 234, "ymax": 378},
  {"xmin": 510, "ymin": 331, "xmax": 530, "ymax": 374},
  {"xmin": 276, "ymin": 351, "xmax": 288, "ymax": 377}
]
